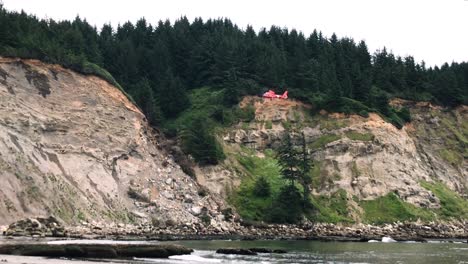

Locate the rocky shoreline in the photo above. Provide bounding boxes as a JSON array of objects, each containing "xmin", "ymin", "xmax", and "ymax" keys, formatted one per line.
[{"xmin": 2, "ymin": 218, "xmax": 467, "ymax": 242}]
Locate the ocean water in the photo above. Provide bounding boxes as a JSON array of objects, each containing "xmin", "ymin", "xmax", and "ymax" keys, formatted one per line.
[{"xmin": 1, "ymin": 239, "xmax": 467, "ymax": 264}]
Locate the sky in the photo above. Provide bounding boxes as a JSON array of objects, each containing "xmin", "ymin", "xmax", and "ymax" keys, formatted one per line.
[{"xmin": 3, "ymin": 0, "xmax": 468, "ymax": 67}]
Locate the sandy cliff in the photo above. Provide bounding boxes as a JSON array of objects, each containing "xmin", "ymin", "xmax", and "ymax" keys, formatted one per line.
[{"xmin": 0, "ymin": 58, "xmax": 226, "ymax": 226}]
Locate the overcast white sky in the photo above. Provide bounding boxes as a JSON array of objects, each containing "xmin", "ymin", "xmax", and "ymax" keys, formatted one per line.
[{"xmin": 3, "ymin": 0, "xmax": 468, "ymax": 67}]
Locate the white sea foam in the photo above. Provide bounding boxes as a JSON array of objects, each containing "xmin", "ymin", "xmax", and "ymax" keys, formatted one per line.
[
  {"xmin": 170, "ymin": 254, "xmax": 222, "ymax": 262},
  {"xmin": 381, "ymin": 236, "xmax": 397, "ymax": 243}
]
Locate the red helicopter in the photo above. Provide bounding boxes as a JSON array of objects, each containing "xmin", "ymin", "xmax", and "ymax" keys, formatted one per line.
[{"xmin": 262, "ymin": 90, "xmax": 288, "ymax": 99}]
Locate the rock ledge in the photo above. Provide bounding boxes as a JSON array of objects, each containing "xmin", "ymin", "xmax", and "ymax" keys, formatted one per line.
[{"xmin": 0, "ymin": 242, "xmax": 192, "ymax": 258}]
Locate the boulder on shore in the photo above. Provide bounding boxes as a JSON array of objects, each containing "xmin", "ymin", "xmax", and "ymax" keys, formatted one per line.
[{"xmin": 4, "ymin": 217, "xmax": 66, "ymax": 237}]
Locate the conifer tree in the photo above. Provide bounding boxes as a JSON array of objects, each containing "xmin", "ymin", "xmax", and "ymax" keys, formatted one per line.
[
  {"xmin": 277, "ymin": 133, "xmax": 301, "ymax": 185},
  {"xmin": 181, "ymin": 116, "xmax": 225, "ymax": 165},
  {"xmin": 158, "ymin": 69, "xmax": 190, "ymax": 118},
  {"xmin": 223, "ymin": 68, "xmax": 240, "ymax": 106},
  {"xmin": 299, "ymin": 132, "xmax": 312, "ymax": 207},
  {"xmin": 129, "ymin": 78, "xmax": 163, "ymax": 126}
]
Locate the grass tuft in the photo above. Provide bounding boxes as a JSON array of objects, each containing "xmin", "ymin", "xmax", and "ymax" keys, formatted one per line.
[
  {"xmin": 345, "ymin": 131, "xmax": 375, "ymax": 142},
  {"xmin": 310, "ymin": 134, "xmax": 341, "ymax": 149}
]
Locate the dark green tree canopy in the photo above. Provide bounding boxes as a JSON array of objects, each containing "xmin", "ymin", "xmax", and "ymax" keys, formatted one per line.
[{"xmin": 180, "ymin": 116, "xmax": 225, "ymax": 165}]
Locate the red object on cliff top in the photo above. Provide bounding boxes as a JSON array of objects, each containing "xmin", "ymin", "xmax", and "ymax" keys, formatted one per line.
[{"xmin": 262, "ymin": 90, "xmax": 288, "ymax": 99}]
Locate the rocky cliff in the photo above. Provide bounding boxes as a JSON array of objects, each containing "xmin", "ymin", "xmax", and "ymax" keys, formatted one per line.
[
  {"xmin": 0, "ymin": 58, "xmax": 227, "ymax": 227},
  {"xmin": 205, "ymin": 96, "xmax": 467, "ymax": 221},
  {"xmin": 0, "ymin": 58, "xmax": 466, "ymax": 228}
]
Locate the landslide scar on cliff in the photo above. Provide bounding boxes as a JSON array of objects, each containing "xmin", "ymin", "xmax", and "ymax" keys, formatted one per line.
[
  {"xmin": 0, "ymin": 66, "xmax": 14, "ymax": 94},
  {"xmin": 18, "ymin": 61, "xmax": 51, "ymax": 98}
]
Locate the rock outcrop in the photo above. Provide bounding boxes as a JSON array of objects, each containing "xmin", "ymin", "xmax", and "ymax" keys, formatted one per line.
[
  {"xmin": 0, "ymin": 241, "xmax": 193, "ymax": 258},
  {"xmin": 0, "ymin": 58, "xmax": 227, "ymax": 226},
  {"xmin": 4, "ymin": 217, "xmax": 66, "ymax": 237},
  {"xmin": 215, "ymin": 96, "xmax": 467, "ymax": 214}
]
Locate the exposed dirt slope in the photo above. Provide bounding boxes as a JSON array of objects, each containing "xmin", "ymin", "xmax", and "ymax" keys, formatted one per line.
[{"xmin": 0, "ymin": 58, "xmax": 226, "ymax": 226}]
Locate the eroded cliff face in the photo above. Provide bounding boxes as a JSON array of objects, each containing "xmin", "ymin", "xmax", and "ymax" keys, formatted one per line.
[
  {"xmin": 0, "ymin": 58, "xmax": 225, "ymax": 226},
  {"xmin": 0, "ymin": 58, "xmax": 465, "ymax": 227},
  {"xmin": 211, "ymin": 97, "xmax": 467, "ymax": 213}
]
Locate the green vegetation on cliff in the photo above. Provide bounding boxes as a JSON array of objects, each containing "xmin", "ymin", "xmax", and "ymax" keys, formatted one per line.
[
  {"xmin": 165, "ymin": 87, "xmax": 254, "ymax": 164},
  {"xmin": 310, "ymin": 134, "xmax": 341, "ymax": 149},
  {"xmin": 412, "ymin": 108, "xmax": 466, "ymax": 170},
  {"xmin": 360, "ymin": 193, "xmax": 434, "ymax": 224},
  {"xmin": 231, "ymin": 146, "xmax": 468, "ymax": 224},
  {"xmin": 229, "ymin": 146, "xmax": 313, "ymax": 224},
  {"xmin": 310, "ymin": 189, "xmax": 353, "ymax": 223},
  {"xmin": 359, "ymin": 181, "xmax": 468, "ymax": 224},
  {"xmin": 231, "ymin": 141, "xmax": 353, "ymax": 224},
  {"xmin": 420, "ymin": 181, "xmax": 468, "ymax": 219},
  {"xmin": 345, "ymin": 131, "xmax": 375, "ymax": 142},
  {"xmin": 229, "ymin": 151, "xmax": 282, "ymax": 221}
]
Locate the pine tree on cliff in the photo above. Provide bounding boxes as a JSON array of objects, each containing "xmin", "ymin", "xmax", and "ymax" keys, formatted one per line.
[
  {"xmin": 272, "ymin": 132, "xmax": 305, "ymax": 223},
  {"xmin": 299, "ymin": 132, "xmax": 312, "ymax": 207},
  {"xmin": 158, "ymin": 69, "xmax": 190, "ymax": 118},
  {"xmin": 276, "ymin": 132, "xmax": 301, "ymax": 185},
  {"xmin": 277, "ymin": 132, "xmax": 313, "ymax": 210}
]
